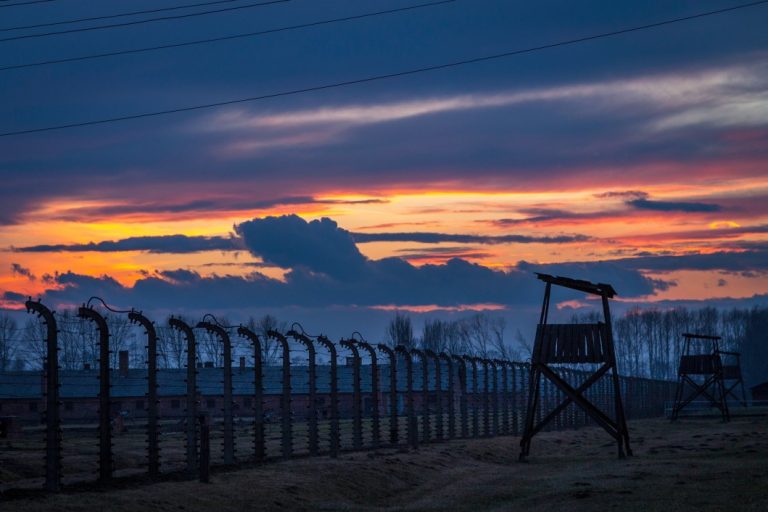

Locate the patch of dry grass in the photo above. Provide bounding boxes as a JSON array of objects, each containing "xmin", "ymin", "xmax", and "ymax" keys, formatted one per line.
[{"xmin": 2, "ymin": 417, "xmax": 767, "ymax": 511}]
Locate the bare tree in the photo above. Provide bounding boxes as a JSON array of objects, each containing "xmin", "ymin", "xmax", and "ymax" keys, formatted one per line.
[
  {"xmin": 0, "ymin": 314, "xmax": 19, "ymax": 371},
  {"xmin": 246, "ymin": 314, "xmax": 286, "ymax": 366},
  {"xmin": 421, "ymin": 319, "xmax": 447, "ymax": 353},
  {"xmin": 385, "ymin": 312, "xmax": 415, "ymax": 348},
  {"xmin": 157, "ymin": 316, "xmax": 191, "ymax": 369}
]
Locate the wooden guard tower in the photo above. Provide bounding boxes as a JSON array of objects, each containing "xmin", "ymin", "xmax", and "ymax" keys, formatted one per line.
[
  {"xmin": 671, "ymin": 333, "xmax": 730, "ymax": 421},
  {"xmin": 719, "ymin": 350, "xmax": 748, "ymax": 406},
  {"xmin": 519, "ymin": 273, "xmax": 632, "ymax": 460}
]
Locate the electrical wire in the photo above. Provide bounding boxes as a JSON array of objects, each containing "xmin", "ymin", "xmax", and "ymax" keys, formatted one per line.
[
  {"xmin": 0, "ymin": 0, "xmax": 454, "ymax": 72},
  {"xmin": 1, "ymin": 0, "xmax": 765, "ymax": 138},
  {"xmin": 1, "ymin": 0, "xmax": 253, "ymax": 32},
  {"xmin": 85, "ymin": 296, "xmax": 132, "ymax": 314},
  {"xmin": 0, "ymin": 0, "xmax": 289, "ymax": 43},
  {"xmin": 0, "ymin": 0, "xmax": 57, "ymax": 8}
]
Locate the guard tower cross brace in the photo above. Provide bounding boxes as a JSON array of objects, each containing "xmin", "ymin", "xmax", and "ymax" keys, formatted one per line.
[{"xmin": 519, "ymin": 273, "xmax": 632, "ymax": 460}]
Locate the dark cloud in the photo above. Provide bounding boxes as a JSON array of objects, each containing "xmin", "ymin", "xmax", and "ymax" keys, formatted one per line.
[
  {"xmin": 38, "ymin": 253, "xmax": 670, "ymax": 313},
  {"xmin": 13, "ymin": 235, "xmax": 243, "ymax": 254},
  {"xmin": 615, "ymin": 249, "xmax": 768, "ymax": 273},
  {"xmin": 593, "ymin": 191, "xmax": 649, "ymax": 200},
  {"xmin": 627, "ymin": 198, "xmax": 722, "ymax": 213},
  {"xmin": 488, "ymin": 208, "xmax": 615, "ymax": 226},
  {"xmin": 3, "ymin": 291, "xmax": 26, "ymax": 302},
  {"xmin": 49, "ymin": 196, "xmax": 388, "ymax": 220},
  {"xmin": 351, "ymin": 232, "xmax": 591, "ymax": 244},
  {"xmin": 10, "ymin": 263, "xmax": 35, "ymax": 281},
  {"xmin": 235, "ymin": 215, "xmax": 368, "ymax": 280},
  {"xmin": 35, "ymin": 217, "xmax": 674, "ymax": 311}
]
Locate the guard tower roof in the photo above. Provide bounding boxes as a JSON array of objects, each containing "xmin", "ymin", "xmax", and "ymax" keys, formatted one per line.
[{"xmin": 535, "ymin": 273, "xmax": 617, "ymax": 298}]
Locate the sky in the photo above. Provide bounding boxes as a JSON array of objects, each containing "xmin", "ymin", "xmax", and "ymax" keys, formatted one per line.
[{"xmin": 1, "ymin": 0, "xmax": 767, "ymax": 340}]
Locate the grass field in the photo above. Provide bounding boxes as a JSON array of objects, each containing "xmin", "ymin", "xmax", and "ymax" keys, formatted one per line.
[{"xmin": 2, "ymin": 415, "xmax": 767, "ymax": 511}]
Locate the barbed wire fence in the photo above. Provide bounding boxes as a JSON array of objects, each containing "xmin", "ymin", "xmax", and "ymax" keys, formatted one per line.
[{"xmin": 0, "ymin": 299, "xmax": 677, "ymax": 496}]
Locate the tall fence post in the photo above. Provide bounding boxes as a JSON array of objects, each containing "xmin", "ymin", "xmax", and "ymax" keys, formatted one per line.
[
  {"xmin": 287, "ymin": 330, "xmax": 318, "ymax": 456},
  {"xmin": 78, "ymin": 305, "xmax": 112, "ymax": 483},
  {"xmin": 488, "ymin": 359, "xmax": 499, "ymax": 436},
  {"xmin": 356, "ymin": 341, "xmax": 380, "ymax": 449},
  {"xmin": 128, "ymin": 311, "xmax": 160, "ymax": 477},
  {"xmin": 26, "ymin": 299, "xmax": 62, "ymax": 492},
  {"xmin": 198, "ymin": 415, "xmax": 210, "ymax": 483},
  {"xmin": 197, "ymin": 321, "xmax": 235, "ymax": 465},
  {"xmin": 340, "ymin": 339, "xmax": 363, "ymax": 450},
  {"xmin": 464, "ymin": 356, "xmax": 479, "ymax": 437},
  {"xmin": 511, "ymin": 363, "xmax": 520, "ymax": 436},
  {"xmin": 236, "ymin": 326, "xmax": 265, "ymax": 461},
  {"xmin": 480, "ymin": 359, "xmax": 491, "ymax": 436},
  {"xmin": 396, "ymin": 345, "xmax": 418, "ymax": 449},
  {"xmin": 377, "ymin": 344, "xmax": 398, "ymax": 446},
  {"xmin": 452, "ymin": 355, "xmax": 469, "ymax": 438},
  {"xmin": 425, "ymin": 350, "xmax": 442, "ymax": 441},
  {"xmin": 411, "ymin": 349, "xmax": 430, "ymax": 443},
  {"xmin": 267, "ymin": 330, "xmax": 292, "ymax": 459},
  {"xmin": 169, "ymin": 317, "xmax": 198, "ymax": 478},
  {"xmin": 495, "ymin": 360, "xmax": 509, "ymax": 435},
  {"xmin": 440, "ymin": 353, "xmax": 455, "ymax": 439},
  {"xmin": 317, "ymin": 336, "xmax": 340, "ymax": 457}
]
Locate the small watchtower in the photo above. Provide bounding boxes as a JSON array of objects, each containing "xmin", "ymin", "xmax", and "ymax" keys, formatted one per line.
[
  {"xmin": 671, "ymin": 333, "xmax": 730, "ymax": 421},
  {"xmin": 519, "ymin": 273, "xmax": 632, "ymax": 460},
  {"xmin": 719, "ymin": 350, "xmax": 748, "ymax": 406}
]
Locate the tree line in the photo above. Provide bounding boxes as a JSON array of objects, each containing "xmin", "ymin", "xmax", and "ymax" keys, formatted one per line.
[{"xmin": 1, "ymin": 306, "xmax": 767, "ymax": 387}]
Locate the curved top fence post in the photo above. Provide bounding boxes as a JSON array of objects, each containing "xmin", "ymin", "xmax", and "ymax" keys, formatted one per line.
[
  {"xmin": 287, "ymin": 329, "xmax": 319, "ymax": 456},
  {"xmin": 197, "ymin": 320, "xmax": 235, "ymax": 465},
  {"xmin": 463, "ymin": 355, "xmax": 479, "ymax": 437},
  {"xmin": 169, "ymin": 317, "xmax": 198, "ymax": 477},
  {"xmin": 395, "ymin": 345, "xmax": 417, "ymax": 449},
  {"xmin": 78, "ymin": 304, "xmax": 112, "ymax": 482},
  {"xmin": 425, "ymin": 349, "xmax": 443, "ymax": 441},
  {"xmin": 267, "ymin": 329, "xmax": 292, "ymax": 459},
  {"xmin": 236, "ymin": 325, "xmax": 265, "ymax": 461},
  {"xmin": 411, "ymin": 348, "xmax": 430, "ymax": 443},
  {"xmin": 355, "ymin": 340, "xmax": 380, "ymax": 449},
  {"xmin": 316, "ymin": 335, "xmax": 340, "ymax": 457},
  {"xmin": 377, "ymin": 344, "xmax": 398, "ymax": 446},
  {"xmin": 128, "ymin": 310, "xmax": 160, "ymax": 477},
  {"xmin": 340, "ymin": 338, "xmax": 363, "ymax": 450},
  {"xmin": 439, "ymin": 352, "xmax": 455, "ymax": 439},
  {"xmin": 451, "ymin": 354, "xmax": 469, "ymax": 438},
  {"xmin": 25, "ymin": 299, "xmax": 61, "ymax": 492}
]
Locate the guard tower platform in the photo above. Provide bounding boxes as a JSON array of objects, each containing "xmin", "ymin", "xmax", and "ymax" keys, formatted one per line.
[
  {"xmin": 519, "ymin": 273, "xmax": 631, "ymax": 460},
  {"xmin": 671, "ymin": 333, "xmax": 730, "ymax": 421}
]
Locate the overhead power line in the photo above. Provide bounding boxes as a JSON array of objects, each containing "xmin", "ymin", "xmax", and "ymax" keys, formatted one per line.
[
  {"xmin": 1, "ymin": 0, "xmax": 248, "ymax": 32},
  {"xmin": 0, "ymin": 0, "xmax": 290, "ymax": 43},
  {"xmin": 0, "ymin": 0, "xmax": 57, "ymax": 8},
  {"xmin": 1, "ymin": 0, "xmax": 766, "ymax": 138},
  {"xmin": 0, "ymin": 0, "xmax": 455, "ymax": 72}
]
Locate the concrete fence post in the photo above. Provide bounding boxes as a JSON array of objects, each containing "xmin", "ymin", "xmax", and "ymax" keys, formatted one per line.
[
  {"xmin": 78, "ymin": 305, "xmax": 112, "ymax": 483},
  {"xmin": 128, "ymin": 311, "xmax": 160, "ymax": 476},
  {"xmin": 377, "ymin": 344, "xmax": 398, "ymax": 446},
  {"xmin": 197, "ymin": 321, "xmax": 235, "ymax": 465},
  {"xmin": 236, "ymin": 326, "xmax": 265, "ymax": 461},
  {"xmin": 26, "ymin": 299, "xmax": 62, "ymax": 492},
  {"xmin": 318, "ymin": 336, "xmax": 340, "ymax": 457},
  {"xmin": 169, "ymin": 317, "xmax": 198, "ymax": 478}
]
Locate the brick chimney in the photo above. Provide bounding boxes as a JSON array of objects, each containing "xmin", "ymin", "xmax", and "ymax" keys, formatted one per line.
[
  {"xmin": 239, "ymin": 356, "xmax": 246, "ymax": 371},
  {"xmin": 118, "ymin": 350, "xmax": 129, "ymax": 377}
]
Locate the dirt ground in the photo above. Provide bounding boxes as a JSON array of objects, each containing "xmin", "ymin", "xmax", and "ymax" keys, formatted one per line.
[{"xmin": 2, "ymin": 416, "xmax": 767, "ymax": 511}]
